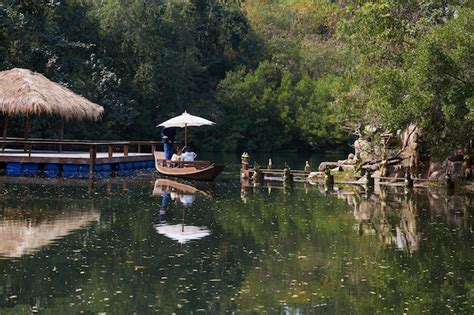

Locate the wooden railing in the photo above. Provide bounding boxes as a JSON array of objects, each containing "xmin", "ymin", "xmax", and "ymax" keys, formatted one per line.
[
  {"xmin": 1, "ymin": 137, "xmax": 162, "ymax": 156},
  {"xmin": 0, "ymin": 138, "xmax": 164, "ymax": 175}
]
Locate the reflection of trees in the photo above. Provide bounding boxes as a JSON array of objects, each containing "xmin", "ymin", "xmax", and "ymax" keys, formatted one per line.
[
  {"xmin": 337, "ymin": 186, "xmax": 472, "ymax": 254},
  {"xmin": 220, "ymin": 184, "xmax": 473, "ymax": 313}
]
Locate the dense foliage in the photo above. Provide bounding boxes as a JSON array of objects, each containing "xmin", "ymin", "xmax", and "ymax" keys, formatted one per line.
[{"xmin": 0, "ymin": 0, "xmax": 472, "ymax": 154}]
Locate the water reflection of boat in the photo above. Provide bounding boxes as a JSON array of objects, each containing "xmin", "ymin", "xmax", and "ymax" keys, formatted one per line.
[
  {"xmin": 152, "ymin": 179, "xmax": 210, "ymax": 197},
  {"xmin": 0, "ymin": 209, "xmax": 100, "ymax": 258},
  {"xmin": 153, "ymin": 179, "xmax": 211, "ymax": 243}
]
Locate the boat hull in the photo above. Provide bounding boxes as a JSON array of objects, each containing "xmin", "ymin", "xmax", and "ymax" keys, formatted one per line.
[{"xmin": 154, "ymin": 152, "xmax": 224, "ymax": 181}]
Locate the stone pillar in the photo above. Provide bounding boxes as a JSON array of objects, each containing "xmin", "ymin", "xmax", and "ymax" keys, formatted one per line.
[
  {"xmin": 252, "ymin": 162, "xmax": 263, "ymax": 183},
  {"xmin": 324, "ymin": 167, "xmax": 334, "ymax": 191},
  {"xmin": 241, "ymin": 152, "xmax": 250, "ymax": 179},
  {"xmin": 267, "ymin": 158, "xmax": 273, "ymax": 169},
  {"xmin": 445, "ymin": 171, "xmax": 454, "ymax": 193},
  {"xmin": 365, "ymin": 169, "xmax": 374, "ymax": 188},
  {"xmin": 304, "ymin": 161, "xmax": 311, "ymax": 172},
  {"xmin": 283, "ymin": 163, "xmax": 293, "ymax": 185},
  {"xmin": 405, "ymin": 169, "xmax": 414, "ymax": 189}
]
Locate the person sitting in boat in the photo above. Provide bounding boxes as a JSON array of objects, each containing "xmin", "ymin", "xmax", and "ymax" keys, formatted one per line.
[
  {"xmin": 171, "ymin": 147, "xmax": 182, "ymax": 162},
  {"xmin": 169, "ymin": 147, "xmax": 182, "ymax": 167},
  {"xmin": 181, "ymin": 146, "xmax": 197, "ymax": 161}
]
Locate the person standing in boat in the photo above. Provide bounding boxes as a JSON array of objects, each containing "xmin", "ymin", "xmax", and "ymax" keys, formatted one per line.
[
  {"xmin": 181, "ymin": 146, "xmax": 197, "ymax": 161},
  {"xmin": 161, "ymin": 127, "xmax": 176, "ymax": 160}
]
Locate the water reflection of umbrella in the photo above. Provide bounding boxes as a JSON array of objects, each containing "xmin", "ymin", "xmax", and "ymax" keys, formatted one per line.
[
  {"xmin": 155, "ymin": 224, "xmax": 210, "ymax": 244},
  {"xmin": 157, "ymin": 111, "xmax": 214, "ymax": 146}
]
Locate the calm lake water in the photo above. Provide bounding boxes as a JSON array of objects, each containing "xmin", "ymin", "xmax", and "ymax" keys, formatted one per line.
[{"xmin": 0, "ymin": 152, "xmax": 472, "ymax": 314}]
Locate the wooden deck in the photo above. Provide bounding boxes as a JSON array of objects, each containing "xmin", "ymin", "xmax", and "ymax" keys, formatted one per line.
[{"xmin": 0, "ymin": 138, "xmax": 162, "ymax": 176}]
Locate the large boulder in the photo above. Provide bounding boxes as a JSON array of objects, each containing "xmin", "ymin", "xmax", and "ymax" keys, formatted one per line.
[
  {"xmin": 399, "ymin": 123, "xmax": 419, "ymax": 159},
  {"xmin": 318, "ymin": 161, "xmax": 339, "ymax": 172},
  {"xmin": 354, "ymin": 138, "xmax": 373, "ymax": 162}
]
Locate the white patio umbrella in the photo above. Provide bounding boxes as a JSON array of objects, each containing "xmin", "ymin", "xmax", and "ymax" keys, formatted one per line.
[
  {"xmin": 157, "ymin": 111, "xmax": 215, "ymax": 147},
  {"xmin": 155, "ymin": 224, "xmax": 210, "ymax": 244}
]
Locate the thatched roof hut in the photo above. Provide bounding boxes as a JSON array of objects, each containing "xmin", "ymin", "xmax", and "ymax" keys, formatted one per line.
[{"xmin": 0, "ymin": 68, "xmax": 103, "ymax": 120}]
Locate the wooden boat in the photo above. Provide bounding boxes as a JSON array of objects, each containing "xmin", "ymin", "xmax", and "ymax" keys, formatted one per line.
[{"xmin": 154, "ymin": 151, "xmax": 224, "ymax": 181}]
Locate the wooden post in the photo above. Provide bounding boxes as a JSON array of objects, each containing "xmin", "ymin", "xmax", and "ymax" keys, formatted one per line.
[
  {"xmin": 137, "ymin": 143, "xmax": 141, "ymax": 153},
  {"xmin": 24, "ymin": 114, "xmax": 29, "ymax": 140},
  {"xmin": 88, "ymin": 178, "xmax": 94, "ymax": 195},
  {"xmin": 124, "ymin": 144, "xmax": 129, "ymax": 157},
  {"xmin": 365, "ymin": 169, "xmax": 374, "ymax": 188},
  {"xmin": 89, "ymin": 144, "xmax": 97, "ymax": 177},
  {"xmin": 23, "ymin": 114, "xmax": 29, "ymax": 152},
  {"xmin": 108, "ymin": 145, "xmax": 113, "ymax": 158},
  {"xmin": 283, "ymin": 164, "xmax": 293, "ymax": 185},
  {"xmin": 59, "ymin": 117, "xmax": 64, "ymax": 152},
  {"xmin": 1, "ymin": 115, "xmax": 7, "ymax": 151},
  {"xmin": 405, "ymin": 169, "xmax": 414, "ymax": 189}
]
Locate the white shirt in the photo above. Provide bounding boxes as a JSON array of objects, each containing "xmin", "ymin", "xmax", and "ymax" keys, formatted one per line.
[
  {"xmin": 171, "ymin": 153, "xmax": 181, "ymax": 162},
  {"xmin": 180, "ymin": 194, "xmax": 194, "ymax": 206},
  {"xmin": 181, "ymin": 151, "xmax": 197, "ymax": 161}
]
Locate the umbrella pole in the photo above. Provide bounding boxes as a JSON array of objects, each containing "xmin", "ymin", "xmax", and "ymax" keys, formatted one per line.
[
  {"xmin": 2, "ymin": 115, "xmax": 8, "ymax": 151},
  {"xmin": 185, "ymin": 124, "xmax": 188, "ymax": 147},
  {"xmin": 182, "ymin": 207, "xmax": 185, "ymax": 232}
]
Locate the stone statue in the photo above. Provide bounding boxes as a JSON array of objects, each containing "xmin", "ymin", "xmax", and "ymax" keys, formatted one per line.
[
  {"xmin": 267, "ymin": 158, "xmax": 273, "ymax": 169},
  {"xmin": 304, "ymin": 161, "xmax": 311, "ymax": 172},
  {"xmin": 410, "ymin": 135, "xmax": 420, "ymax": 178},
  {"xmin": 462, "ymin": 147, "xmax": 472, "ymax": 181}
]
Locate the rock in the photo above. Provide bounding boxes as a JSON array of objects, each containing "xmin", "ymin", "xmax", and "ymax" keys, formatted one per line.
[
  {"xmin": 429, "ymin": 171, "xmax": 441, "ymax": 180},
  {"xmin": 362, "ymin": 164, "xmax": 378, "ymax": 172},
  {"xmin": 389, "ymin": 164, "xmax": 405, "ymax": 178},
  {"xmin": 308, "ymin": 171, "xmax": 324, "ymax": 179},
  {"xmin": 331, "ymin": 166, "xmax": 343, "ymax": 172},
  {"xmin": 354, "ymin": 138, "xmax": 374, "ymax": 162},
  {"xmin": 318, "ymin": 162, "xmax": 339, "ymax": 172},
  {"xmin": 340, "ymin": 165, "xmax": 355, "ymax": 171},
  {"xmin": 451, "ymin": 161, "xmax": 463, "ymax": 178},
  {"xmin": 348, "ymin": 153, "xmax": 355, "ymax": 160},
  {"xmin": 399, "ymin": 123, "xmax": 419, "ymax": 159}
]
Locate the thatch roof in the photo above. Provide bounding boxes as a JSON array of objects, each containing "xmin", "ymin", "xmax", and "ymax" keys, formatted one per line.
[{"xmin": 0, "ymin": 68, "xmax": 104, "ymax": 120}]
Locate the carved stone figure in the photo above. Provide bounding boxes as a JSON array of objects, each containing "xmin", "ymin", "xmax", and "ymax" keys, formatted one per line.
[
  {"xmin": 462, "ymin": 147, "xmax": 472, "ymax": 180},
  {"xmin": 410, "ymin": 135, "xmax": 420, "ymax": 178}
]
